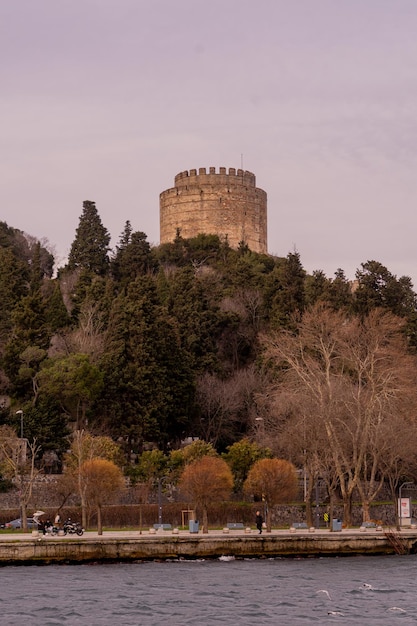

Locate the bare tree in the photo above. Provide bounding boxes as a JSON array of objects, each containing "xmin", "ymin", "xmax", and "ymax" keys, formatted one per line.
[
  {"xmin": 131, "ymin": 481, "xmax": 152, "ymax": 534},
  {"xmin": 0, "ymin": 425, "xmax": 41, "ymax": 531},
  {"xmin": 264, "ymin": 392, "xmax": 327, "ymax": 527},
  {"xmin": 64, "ymin": 300, "xmax": 106, "ymax": 362},
  {"xmin": 377, "ymin": 416, "xmax": 417, "ymax": 525},
  {"xmin": 196, "ymin": 367, "xmax": 261, "ymax": 446},
  {"xmin": 64, "ymin": 430, "xmax": 123, "ymax": 528},
  {"xmin": 261, "ymin": 305, "xmax": 417, "ymax": 525},
  {"xmin": 49, "ymin": 472, "xmax": 77, "ymax": 518}
]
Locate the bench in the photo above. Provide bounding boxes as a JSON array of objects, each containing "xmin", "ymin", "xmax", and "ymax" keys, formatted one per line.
[
  {"xmin": 360, "ymin": 522, "xmax": 376, "ymax": 529},
  {"xmin": 291, "ymin": 522, "xmax": 308, "ymax": 530},
  {"xmin": 153, "ymin": 524, "xmax": 172, "ymax": 531},
  {"xmin": 226, "ymin": 523, "xmax": 245, "ymax": 530}
]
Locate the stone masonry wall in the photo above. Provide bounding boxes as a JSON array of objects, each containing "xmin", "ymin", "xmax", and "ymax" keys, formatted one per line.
[{"xmin": 160, "ymin": 167, "xmax": 267, "ymax": 253}]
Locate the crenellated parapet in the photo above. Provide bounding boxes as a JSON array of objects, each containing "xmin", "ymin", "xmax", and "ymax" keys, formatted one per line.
[
  {"xmin": 174, "ymin": 167, "xmax": 256, "ymax": 187},
  {"xmin": 160, "ymin": 167, "xmax": 267, "ymax": 253}
]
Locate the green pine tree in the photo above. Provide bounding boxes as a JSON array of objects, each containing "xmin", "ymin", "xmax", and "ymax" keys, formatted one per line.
[
  {"xmin": 98, "ymin": 275, "xmax": 195, "ymax": 453},
  {"xmin": 67, "ymin": 201, "xmax": 110, "ymax": 275},
  {"xmin": 111, "ymin": 225, "xmax": 155, "ymax": 288}
]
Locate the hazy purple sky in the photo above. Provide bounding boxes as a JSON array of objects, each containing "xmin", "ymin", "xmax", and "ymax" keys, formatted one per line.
[{"xmin": 2, "ymin": 0, "xmax": 417, "ymax": 284}]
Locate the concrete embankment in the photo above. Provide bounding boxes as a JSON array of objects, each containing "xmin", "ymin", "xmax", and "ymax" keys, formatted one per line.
[{"xmin": 1, "ymin": 528, "xmax": 416, "ymax": 565}]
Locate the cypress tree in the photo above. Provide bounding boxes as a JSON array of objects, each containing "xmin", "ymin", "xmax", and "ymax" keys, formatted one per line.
[
  {"xmin": 111, "ymin": 225, "xmax": 154, "ymax": 287},
  {"xmin": 68, "ymin": 201, "xmax": 110, "ymax": 275}
]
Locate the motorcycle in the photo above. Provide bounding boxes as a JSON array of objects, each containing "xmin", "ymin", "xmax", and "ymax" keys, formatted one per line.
[{"xmin": 63, "ymin": 520, "xmax": 84, "ymax": 536}]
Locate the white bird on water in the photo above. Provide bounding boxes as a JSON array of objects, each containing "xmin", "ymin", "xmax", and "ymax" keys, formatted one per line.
[{"xmin": 317, "ymin": 590, "xmax": 331, "ymax": 600}]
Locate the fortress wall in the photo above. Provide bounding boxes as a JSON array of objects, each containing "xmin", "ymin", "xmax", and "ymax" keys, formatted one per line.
[{"xmin": 160, "ymin": 167, "xmax": 267, "ymax": 254}]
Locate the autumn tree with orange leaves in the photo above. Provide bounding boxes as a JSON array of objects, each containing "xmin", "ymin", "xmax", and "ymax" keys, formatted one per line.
[
  {"xmin": 244, "ymin": 458, "xmax": 298, "ymax": 532},
  {"xmin": 81, "ymin": 458, "xmax": 125, "ymax": 534},
  {"xmin": 179, "ymin": 455, "xmax": 233, "ymax": 533}
]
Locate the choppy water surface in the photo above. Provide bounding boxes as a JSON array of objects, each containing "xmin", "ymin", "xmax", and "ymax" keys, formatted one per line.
[{"xmin": 1, "ymin": 555, "xmax": 417, "ymax": 625}]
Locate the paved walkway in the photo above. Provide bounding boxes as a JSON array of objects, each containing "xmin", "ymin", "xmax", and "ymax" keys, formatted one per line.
[{"xmin": 2, "ymin": 526, "xmax": 416, "ymax": 542}]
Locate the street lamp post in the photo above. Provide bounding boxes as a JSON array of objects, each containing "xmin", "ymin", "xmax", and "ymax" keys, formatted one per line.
[
  {"xmin": 158, "ymin": 478, "xmax": 162, "ymax": 525},
  {"xmin": 15, "ymin": 410, "xmax": 23, "ymax": 439},
  {"xmin": 157, "ymin": 477, "xmax": 168, "ymax": 526},
  {"xmin": 255, "ymin": 417, "xmax": 264, "ymax": 444},
  {"xmin": 399, "ymin": 481, "xmax": 414, "ymax": 530},
  {"xmin": 315, "ymin": 478, "xmax": 320, "ymax": 529},
  {"xmin": 255, "ymin": 418, "xmax": 267, "ymax": 519},
  {"xmin": 15, "ymin": 410, "xmax": 24, "ymax": 526}
]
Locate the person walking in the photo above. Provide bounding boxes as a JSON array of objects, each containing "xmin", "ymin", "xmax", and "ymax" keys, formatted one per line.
[{"xmin": 256, "ymin": 510, "xmax": 263, "ymax": 534}]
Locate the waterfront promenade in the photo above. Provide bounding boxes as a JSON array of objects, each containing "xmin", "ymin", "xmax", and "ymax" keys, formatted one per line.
[{"xmin": 1, "ymin": 526, "xmax": 417, "ymax": 564}]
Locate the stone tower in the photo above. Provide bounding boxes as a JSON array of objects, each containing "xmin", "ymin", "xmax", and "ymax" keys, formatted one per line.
[{"xmin": 159, "ymin": 167, "xmax": 267, "ymax": 253}]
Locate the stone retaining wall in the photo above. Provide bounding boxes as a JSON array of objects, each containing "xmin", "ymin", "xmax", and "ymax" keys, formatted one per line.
[{"xmin": 1, "ymin": 531, "xmax": 416, "ymax": 565}]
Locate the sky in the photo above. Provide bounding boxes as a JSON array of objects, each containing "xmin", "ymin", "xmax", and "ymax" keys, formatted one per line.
[{"xmin": 2, "ymin": 0, "xmax": 417, "ymax": 285}]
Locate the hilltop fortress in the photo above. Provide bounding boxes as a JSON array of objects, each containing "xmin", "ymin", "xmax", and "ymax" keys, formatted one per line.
[{"xmin": 159, "ymin": 167, "xmax": 267, "ymax": 254}]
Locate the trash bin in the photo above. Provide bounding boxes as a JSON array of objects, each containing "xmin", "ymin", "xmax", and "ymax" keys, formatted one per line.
[
  {"xmin": 189, "ymin": 520, "xmax": 199, "ymax": 533},
  {"xmin": 332, "ymin": 518, "xmax": 342, "ymax": 532}
]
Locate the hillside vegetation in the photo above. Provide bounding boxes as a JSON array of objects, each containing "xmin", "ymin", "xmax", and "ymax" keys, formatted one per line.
[{"xmin": 1, "ymin": 202, "xmax": 417, "ymax": 526}]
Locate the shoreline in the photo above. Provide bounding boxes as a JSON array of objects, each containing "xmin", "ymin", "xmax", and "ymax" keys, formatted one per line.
[{"xmin": 0, "ymin": 527, "xmax": 416, "ymax": 565}]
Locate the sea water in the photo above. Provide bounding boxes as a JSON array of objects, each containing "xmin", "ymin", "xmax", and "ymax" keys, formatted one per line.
[{"xmin": 2, "ymin": 555, "xmax": 417, "ymax": 625}]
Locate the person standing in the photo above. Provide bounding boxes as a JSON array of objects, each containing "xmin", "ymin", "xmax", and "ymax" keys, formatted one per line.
[{"xmin": 256, "ymin": 510, "xmax": 263, "ymax": 534}]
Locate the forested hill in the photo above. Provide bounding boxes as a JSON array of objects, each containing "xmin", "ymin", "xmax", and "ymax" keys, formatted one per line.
[{"xmin": 1, "ymin": 202, "xmax": 416, "ymax": 464}]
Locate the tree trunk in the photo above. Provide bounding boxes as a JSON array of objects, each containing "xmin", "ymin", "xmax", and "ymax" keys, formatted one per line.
[
  {"xmin": 362, "ymin": 500, "xmax": 371, "ymax": 523},
  {"xmin": 328, "ymin": 491, "xmax": 335, "ymax": 530},
  {"xmin": 19, "ymin": 473, "xmax": 29, "ymax": 531},
  {"xmin": 202, "ymin": 506, "xmax": 208, "ymax": 533},
  {"xmin": 97, "ymin": 504, "xmax": 103, "ymax": 535},
  {"xmin": 304, "ymin": 468, "xmax": 315, "ymax": 527},
  {"xmin": 21, "ymin": 503, "xmax": 28, "ymax": 532},
  {"xmin": 305, "ymin": 501, "xmax": 312, "ymax": 528},
  {"xmin": 81, "ymin": 493, "xmax": 87, "ymax": 529},
  {"xmin": 343, "ymin": 494, "xmax": 352, "ymax": 527},
  {"xmin": 78, "ymin": 464, "xmax": 88, "ymax": 529},
  {"xmin": 266, "ymin": 505, "xmax": 272, "ymax": 532}
]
